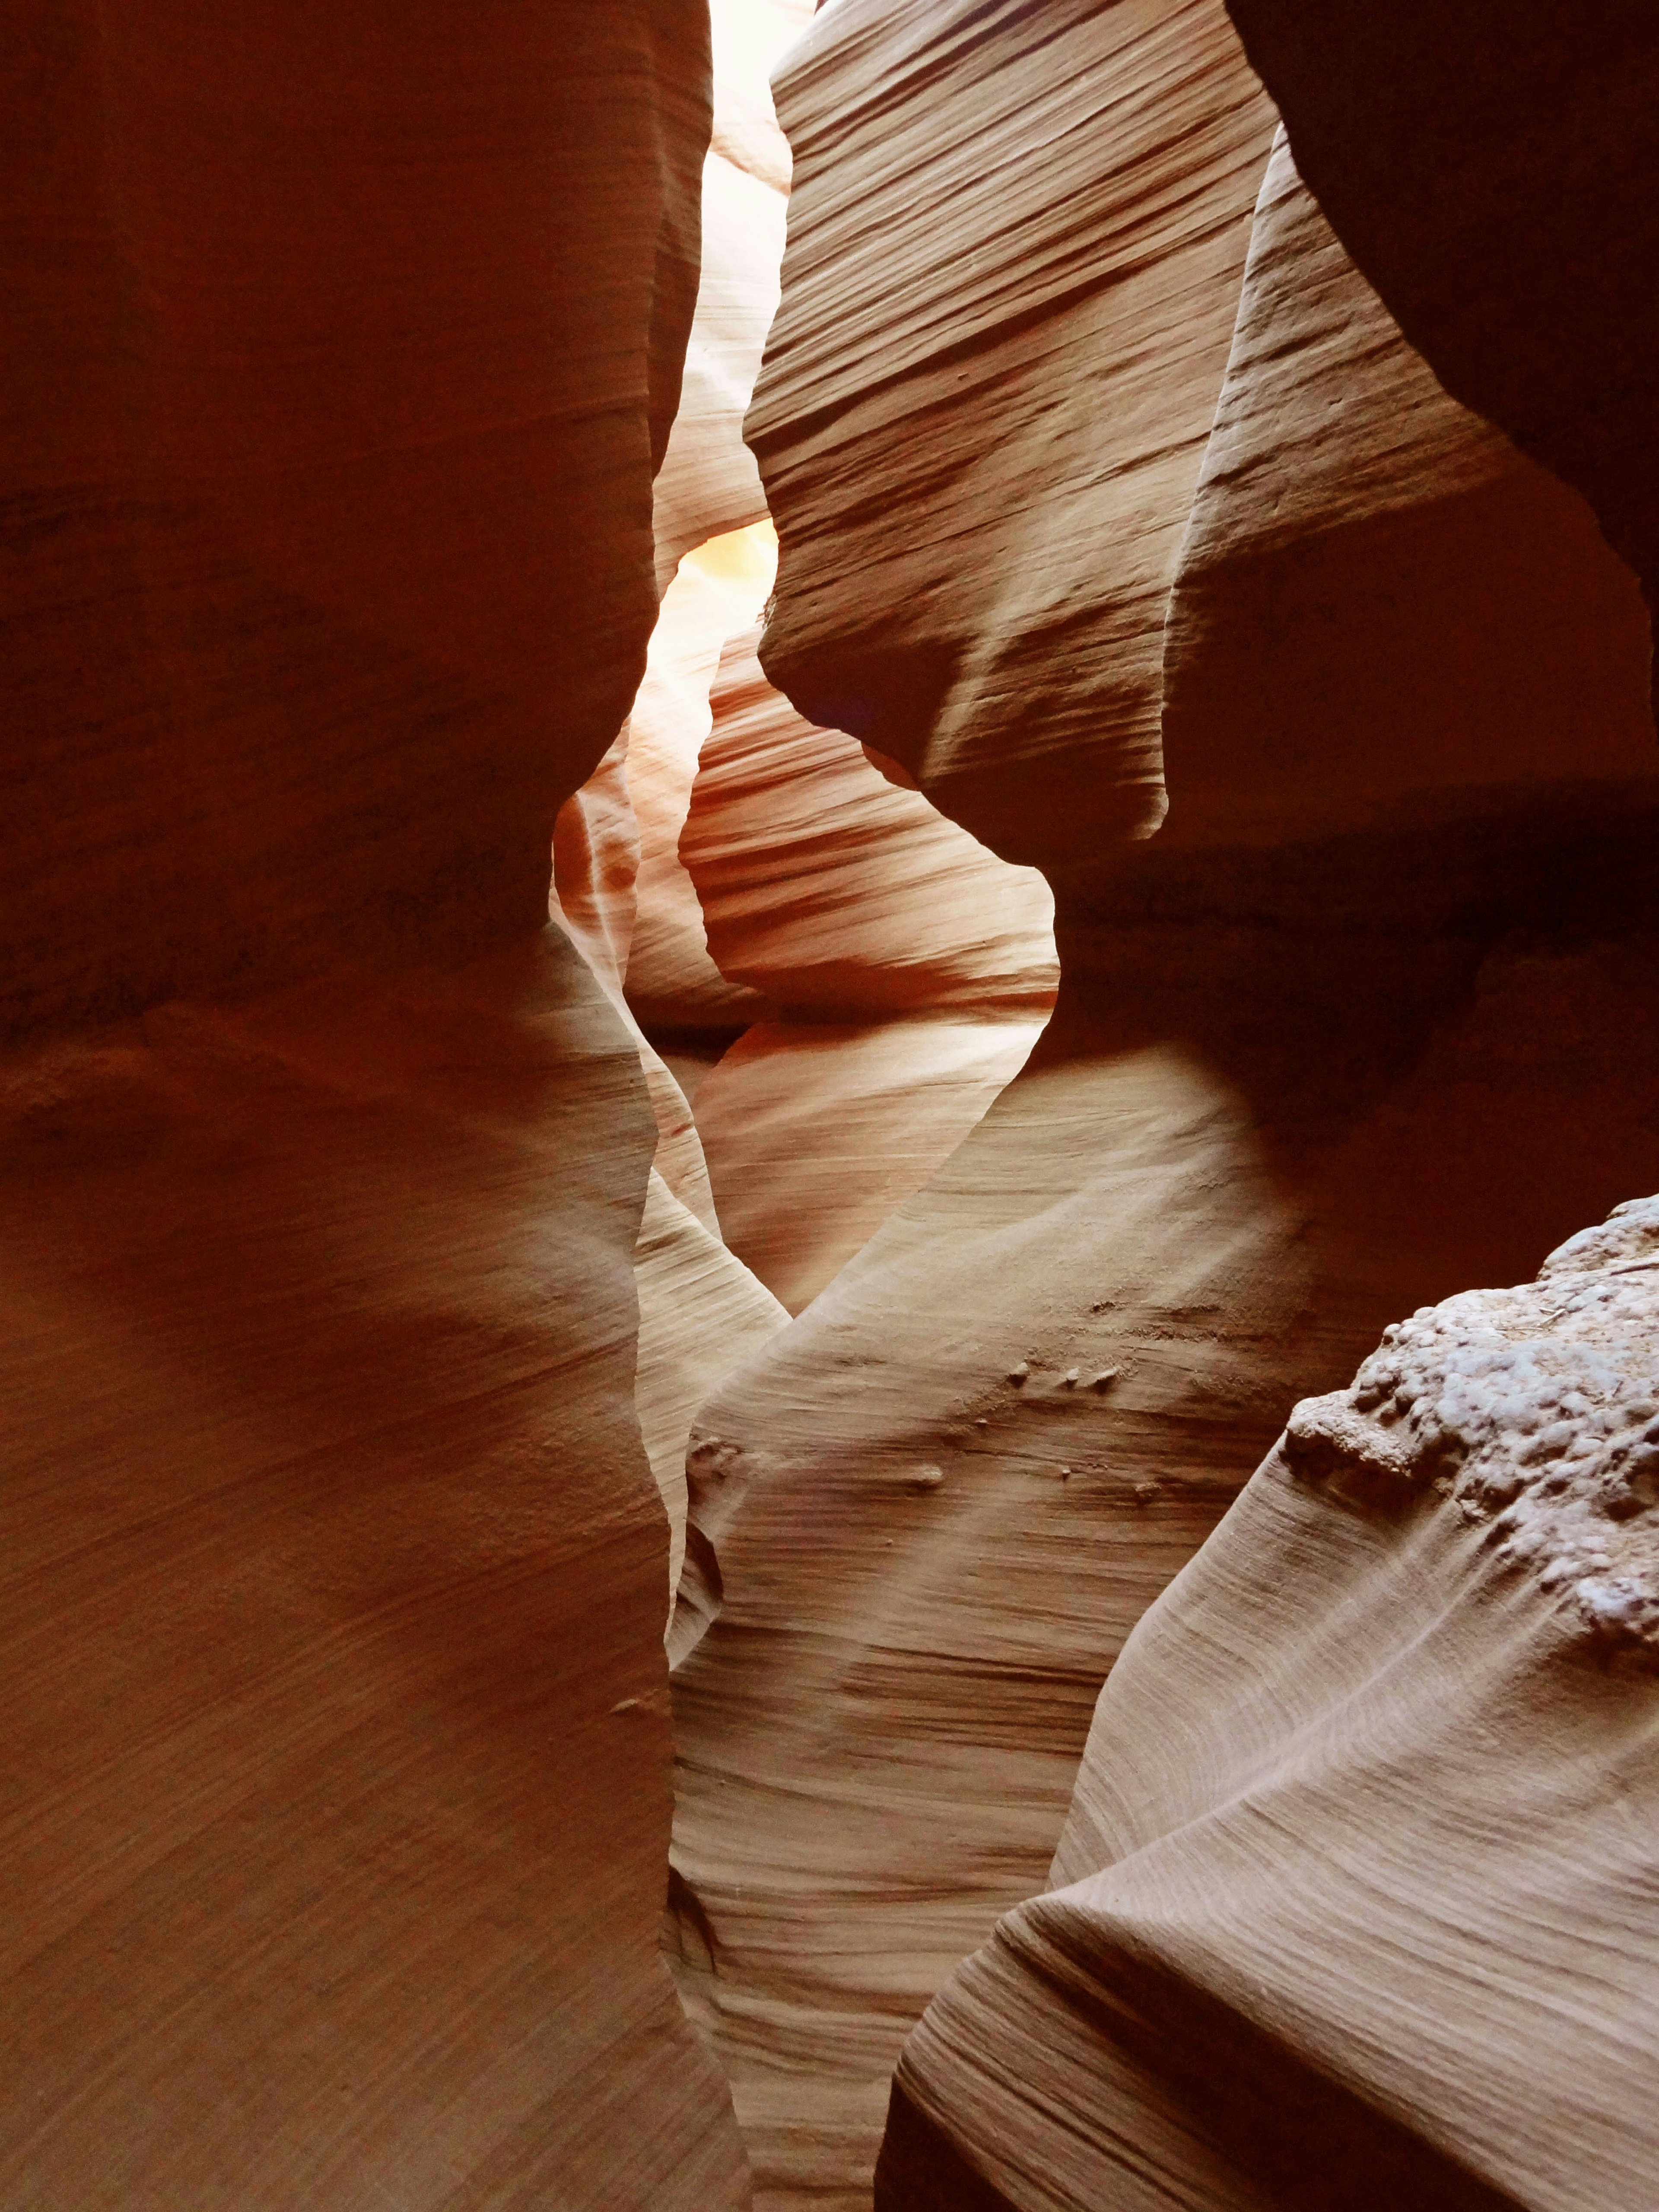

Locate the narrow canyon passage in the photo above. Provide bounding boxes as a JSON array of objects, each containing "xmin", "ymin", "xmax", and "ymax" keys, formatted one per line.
[{"xmin": 6, "ymin": 4, "xmax": 1659, "ymax": 2212}]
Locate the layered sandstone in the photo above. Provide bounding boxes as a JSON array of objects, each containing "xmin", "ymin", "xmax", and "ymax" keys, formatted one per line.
[
  {"xmin": 1220, "ymin": 0, "xmax": 1659, "ymax": 647},
  {"xmin": 5, "ymin": 1, "xmax": 708, "ymax": 1036},
  {"xmin": 5, "ymin": 7, "xmax": 750, "ymax": 2206},
  {"xmin": 681, "ymin": 621, "xmax": 1056, "ymax": 1309},
  {"xmin": 748, "ymin": 0, "xmax": 1279, "ymax": 871},
  {"xmin": 880, "ymin": 1200, "xmax": 1659, "ymax": 2211},
  {"xmin": 670, "ymin": 9, "xmax": 1659, "ymax": 2209}
]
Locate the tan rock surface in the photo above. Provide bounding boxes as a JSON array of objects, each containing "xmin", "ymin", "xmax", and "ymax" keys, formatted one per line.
[
  {"xmin": 653, "ymin": 0, "xmax": 813, "ymax": 588},
  {"xmin": 674, "ymin": 619, "xmax": 1055, "ymax": 1311},
  {"xmin": 685, "ymin": 625, "xmax": 1056, "ymax": 1021},
  {"xmin": 622, "ymin": 528, "xmax": 782, "ymax": 1034},
  {"xmin": 687, "ymin": 1015, "xmax": 1047, "ymax": 1315},
  {"xmin": 5, "ymin": 7, "xmax": 758, "ymax": 2202},
  {"xmin": 749, "ymin": 0, "xmax": 1279, "ymax": 872},
  {"xmin": 880, "ymin": 1199, "xmax": 1659, "ymax": 2210}
]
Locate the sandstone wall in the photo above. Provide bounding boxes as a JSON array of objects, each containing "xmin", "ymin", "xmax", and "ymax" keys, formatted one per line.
[
  {"xmin": 4, "ymin": 8, "xmax": 751, "ymax": 2207},
  {"xmin": 671, "ymin": 6, "xmax": 1659, "ymax": 2208}
]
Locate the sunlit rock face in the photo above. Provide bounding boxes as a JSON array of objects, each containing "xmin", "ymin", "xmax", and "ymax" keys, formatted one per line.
[
  {"xmin": 681, "ymin": 620, "xmax": 1056, "ymax": 1310},
  {"xmin": 670, "ymin": 5, "xmax": 1659, "ymax": 2209},
  {"xmin": 652, "ymin": 0, "xmax": 814, "ymax": 588},
  {"xmin": 879, "ymin": 1201, "xmax": 1659, "ymax": 2212},
  {"xmin": 4, "ymin": 7, "xmax": 753, "ymax": 2208}
]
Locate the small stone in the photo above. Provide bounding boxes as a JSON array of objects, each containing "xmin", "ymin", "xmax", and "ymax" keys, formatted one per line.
[
  {"xmin": 973, "ymin": 1417, "xmax": 989, "ymax": 1428},
  {"xmin": 1059, "ymin": 1466, "xmax": 1071, "ymax": 1480},
  {"xmin": 1007, "ymin": 1361, "xmax": 1030, "ymax": 1385},
  {"xmin": 910, "ymin": 1465, "xmax": 945, "ymax": 1492},
  {"xmin": 1092, "ymin": 1368, "xmax": 1119, "ymax": 1392},
  {"xmin": 1134, "ymin": 1480, "xmax": 1160, "ymax": 1505},
  {"xmin": 1062, "ymin": 1367, "xmax": 1080, "ymax": 1387}
]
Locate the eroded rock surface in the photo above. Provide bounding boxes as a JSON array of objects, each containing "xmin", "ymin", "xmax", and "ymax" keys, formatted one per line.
[
  {"xmin": 681, "ymin": 620, "xmax": 1056, "ymax": 1309},
  {"xmin": 1220, "ymin": 0, "xmax": 1659, "ymax": 645},
  {"xmin": 668, "ymin": 6, "xmax": 1659, "ymax": 2207},
  {"xmin": 6, "ymin": 7, "xmax": 752, "ymax": 2205},
  {"xmin": 878, "ymin": 1199, "xmax": 1659, "ymax": 2210},
  {"xmin": 750, "ymin": 0, "xmax": 1278, "ymax": 871}
]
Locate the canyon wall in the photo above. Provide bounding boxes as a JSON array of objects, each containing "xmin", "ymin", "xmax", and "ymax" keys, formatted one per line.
[
  {"xmin": 3, "ymin": 7, "xmax": 751, "ymax": 2208},
  {"xmin": 670, "ymin": 4, "xmax": 1659, "ymax": 2208}
]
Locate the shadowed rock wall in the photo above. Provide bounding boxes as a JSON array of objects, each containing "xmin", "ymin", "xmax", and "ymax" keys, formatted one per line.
[
  {"xmin": 5, "ymin": 0, "xmax": 706, "ymax": 1037},
  {"xmin": 4, "ymin": 8, "xmax": 754, "ymax": 2208}
]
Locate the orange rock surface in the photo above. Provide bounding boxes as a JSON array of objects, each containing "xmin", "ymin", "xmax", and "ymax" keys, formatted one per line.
[
  {"xmin": 4, "ymin": 7, "xmax": 752, "ymax": 2206},
  {"xmin": 669, "ymin": 6, "xmax": 1659, "ymax": 2208}
]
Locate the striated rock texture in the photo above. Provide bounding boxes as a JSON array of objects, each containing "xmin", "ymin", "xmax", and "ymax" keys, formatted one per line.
[
  {"xmin": 1220, "ymin": 0, "xmax": 1659, "ymax": 655},
  {"xmin": 624, "ymin": 528, "xmax": 782, "ymax": 1033},
  {"xmin": 4, "ymin": 0, "xmax": 707, "ymax": 1037},
  {"xmin": 1, "ymin": 938, "xmax": 748, "ymax": 2212},
  {"xmin": 748, "ymin": 0, "xmax": 1279, "ymax": 871},
  {"xmin": 684, "ymin": 626, "xmax": 1055, "ymax": 1021},
  {"xmin": 878, "ymin": 1199, "xmax": 1659, "ymax": 2211},
  {"xmin": 6, "ymin": 7, "xmax": 754, "ymax": 2208},
  {"xmin": 670, "ymin": 7, "xmax": 1659, "ymax": 2209},
  {"xmin": 680, "ymin": 620, "xmax": 1055, "ymax": 1309}
]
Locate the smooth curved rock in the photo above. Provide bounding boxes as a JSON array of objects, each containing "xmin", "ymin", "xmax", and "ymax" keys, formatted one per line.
[
  {"xmin": 623, "ymin": 528, "xmax": 782, "ymax": 1034},
  {"xmin": 1220, "ymin": 0, "xmax": 1659, "ymax": 650},
  {"xmin": 877, "ymin": 1198, "xmax": 1659, "ymax": 2210},
  {"xmin": 685, "ymin": 625, "xmax": 1056, "ymax": 1020},
  {"xmin": 687, "ymin": 1014, "xmax": 1048, "ymax": 1314},
  {"xmin": 672, "ymin": 617, "xmax": 1055, "ymax": 1311},
  {"xmin": 1160, "ymin": 133, "xmax": 1658, "ymax": 849},
  {"xmin": 0, "ymin": 936, "xmax": 749, "ymax": 2212},
  {"xmin": 6, "ymin": 8, "xmax": 756, "ymax": 2204},
  {"xmin": 652, "ymin": 0, "xmax": 813, "ymax": 588},
  {"xmin": 4, "ymin": 0, "xmax": 708, "ymax": 1037}
]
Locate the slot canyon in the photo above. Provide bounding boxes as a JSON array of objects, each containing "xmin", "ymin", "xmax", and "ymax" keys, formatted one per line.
[{"xmin": 6, "ymin": 2, "xmax": 1658, "ymax": 2209}]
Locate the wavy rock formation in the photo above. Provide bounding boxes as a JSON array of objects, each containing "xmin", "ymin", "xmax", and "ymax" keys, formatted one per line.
[
  {"xmin": 748, "ymin": 0, "xmax": 1279, "ymax": 871},
  {"xmin": 6, "ymin": 1, "xmax": 707, "ymax": 1037},
  {"xmin": 5, "ymin": 8, "xmax": 751, "ymax": 2206},
  {"xmin": 619, "ymin": 527, "xmax": 782, "ymax": 1034},
  {"xmin": 681, "ymin": 620, "xmax": 1056, "ymax": 1309},
  {"xmin": 669, "ymin": 7, "xmax": 1659, "ymax": 2208},
  {"xmin": 1159, "ymin": 133, "xmax": 1658, "ymax": 849},
  {"xmin": 879, "ymin": 1198, "xmax": 1659, "ymax": 2210}
]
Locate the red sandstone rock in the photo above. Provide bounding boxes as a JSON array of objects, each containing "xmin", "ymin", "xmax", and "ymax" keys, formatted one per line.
[
  {"xmin": 1159, "ymin": 133, "xmax": 1658, "ymax": 851},
  {"xmin": 1220, "ymin": 0, "xmax": 1659, "ymax": 657},
  {"xmin": 672, "ymin": 619, "xmax": 1055, "ymax": 1309},
  {"xmin": 685, "ymin": 624, "xmax": 1055, "ymax": 1021},
  {"xmin": 0, "ymin": 938, "xmax": 748, "ymax": 2211},
  {"xmin": 652, "ymin": 1, "xmax": 813, "ymax": 588},
  {"xmin": 749, "ymin": 0, "xmax": 1278, "ymax": 873},
  {"xmin": 879, "ymin": 1200, "xmax": 1659, "ymax": 2210},
  {"xmin": 669, "ymin": 9, "xmax": 1659, "ymax": 2207},
  {"xmin": 4, "ymin": 9, "xmax": 752, "ymax": 2206},
  {"xmin": 3, "ymin": 1, "xmax": 707, "ymax": 1036}
]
